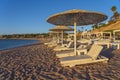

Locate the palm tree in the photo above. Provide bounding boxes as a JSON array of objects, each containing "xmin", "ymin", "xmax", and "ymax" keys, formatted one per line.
[
  {"xmin": 92, "ymin": 24, "xmax": 99, "ymax": 30},
  {"xmin": 110, "ymin": 6, "xmax": 120, "ymax": 21},
  {"xmin": 92, "ymin": 25, "xmax": 95, "ymax": 30},
  {"xmin": 111, "ymin": 6, "xmax": 117, "ymax": 13}
]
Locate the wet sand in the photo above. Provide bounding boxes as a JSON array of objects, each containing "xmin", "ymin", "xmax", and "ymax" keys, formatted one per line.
[{"xmin": 0, "ymin": 42, "xmax": 120, "ymax": 80}]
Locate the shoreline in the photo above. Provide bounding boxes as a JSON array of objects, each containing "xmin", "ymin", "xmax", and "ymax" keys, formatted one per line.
[
  {"xmin": 0, "ymin": 38, "xmax": 42, "ymax": 40},
  {"xmin": 0, "ymin": 39, "xmax": 41, "ymax": 51}
]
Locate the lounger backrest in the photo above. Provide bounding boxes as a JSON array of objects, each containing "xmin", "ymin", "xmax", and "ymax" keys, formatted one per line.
[
  {"xmin": 67, "ymin": 41, "xmax": 73, "ymax": 48},
  {"xmin": 87, "ymin": 44, "xmax": 103, "ymax": 60}
]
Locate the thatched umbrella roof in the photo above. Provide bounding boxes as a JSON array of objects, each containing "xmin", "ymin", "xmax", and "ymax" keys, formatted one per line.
[
  {"xmin": 49, "ymin": 26, "xmax": 74, "ymax": 45},
  {"xmin": 49, "ymin": 26, "xmax": 74, "ymax": 31},
  {"xmin": 47, "ymin": 9, "xmax": 107, "ymax": 26}
]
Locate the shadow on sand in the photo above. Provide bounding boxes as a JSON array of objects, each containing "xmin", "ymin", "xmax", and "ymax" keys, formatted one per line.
[{"xmin": 100, "ymin": 48, "xmax": 114, "ymax": 59}]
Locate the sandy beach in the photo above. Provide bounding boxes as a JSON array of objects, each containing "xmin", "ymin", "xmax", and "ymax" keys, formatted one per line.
[{"xmin": 0, "ymin": 42, "xmax": 120, "ymax": 80}]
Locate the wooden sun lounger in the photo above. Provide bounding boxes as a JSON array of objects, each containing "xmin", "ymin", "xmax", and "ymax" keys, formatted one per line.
[
  {"xmin": 44, "ymin": 40, "xmax": 56, "ymax": 45},
  {"xmin": 60, "ymin": 44, "xmax": 108, "ymax": 67},
  {"xmin": 94, "ymin": 40, "xmax": 110, "ymax": 48},
  {"xmin": 54, "ymin": 41, "xmax": 74, "ymax": 51},
  {"xmin": 56, "ymin": 44, "xmax": 88, "ymax": 58},
  {"xmin": 56, "ymin": 50, "xmax": 75, "ymax": 58}
]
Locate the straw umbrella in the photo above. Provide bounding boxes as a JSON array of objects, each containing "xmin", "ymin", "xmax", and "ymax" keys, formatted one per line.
[
  {"xmin": 47, "ymin": 9, "xmax": 107, "ymax": 55},
  {"xmin": 49, "ymin": 26, "xmax": 74, "ymax": 45}
]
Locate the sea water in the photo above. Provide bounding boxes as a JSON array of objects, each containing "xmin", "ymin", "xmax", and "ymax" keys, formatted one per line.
[{"xmin": 0, "ymin": 39, "xmax": 38, "ymax": 50}]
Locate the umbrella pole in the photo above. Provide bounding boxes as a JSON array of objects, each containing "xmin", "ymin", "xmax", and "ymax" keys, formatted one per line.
[
  {"xmin": 113, "ymin": 32, "xmax": 115, "ymax": 41},
  {"xmin": 62, "ymin": 31, "xmax": 63, "ymax": 45},
  {"xmin": 74, "ymin": 21, "xmax": 77, "ymax": 55},
  {"xmin": 57, "ymin": 33, "xmax": 59, "ymax": 43}
]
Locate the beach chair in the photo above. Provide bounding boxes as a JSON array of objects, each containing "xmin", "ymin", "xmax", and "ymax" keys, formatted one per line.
[
  {"xmin": 76, "ymin": 45, "xmax": 87, "ymax": 55},
  {"xmin": 94, "ymin": 39, "xmax": 111, "ymax": 48},
  {"xmin": 44, "ymin": 40, "xmax": 57, "ymax": 45},
  {"xmin": 53, "ymin": 41, "xmax": 74, "ymax": 51},
  {"xmin": 77, "ymin": 44, "xmax": 87, "ymax": 49},
  {"xmin": 44, "ymin": 40, "xmax": 58, "ymax": 47},
  {"xmin": 56, "ymin": 43, "xmax": 87, "ymax": 58},
  {"xmin": 60, "ymin": 44, "xmax": 108, "ymax": 67}
]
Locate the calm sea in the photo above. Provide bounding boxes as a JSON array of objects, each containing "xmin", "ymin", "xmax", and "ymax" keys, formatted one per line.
[{"xmin": 0, "ymin": 39, "xmax": 38, "ymax": 50}]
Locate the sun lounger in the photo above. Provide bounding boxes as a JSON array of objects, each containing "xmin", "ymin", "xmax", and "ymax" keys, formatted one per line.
[
  {"xmin": 78, "ymin": 39, "xmax": 92, "ymax": 45},
  {"xmin": 44, "ymin": 40, "xmax": 57, "ymax": 45},
  {"xmin": 44, "ymin": 40, "xmax": 58, "ymax": 47},
  {"xmin": 111, "ymin": 42, "xmax": 120, "ymax": 49},
  {"xmin": 56, "ymin": 43, "xmax": 87, "ymax": 58},
  {"xmin": 94, "ymin": 39, "xmax": 111, "ymax": 48},
  {"xmin": 76, "ymin": 44, "xmax": 88, "ymax": 55},
  {"xmin": 60, "ymin": 44, "xmax": 108, "ymax": 67},
  {"xmin": 56, "ymin": 50, "xmax": 75, "ymax": 58},
  {"xmin": 77, "ymin": 44, "xmax": 87, "ymax": 49},
  {"xmin": 54, "ymin": 41, "xmax": 74, "ymax": 51}
]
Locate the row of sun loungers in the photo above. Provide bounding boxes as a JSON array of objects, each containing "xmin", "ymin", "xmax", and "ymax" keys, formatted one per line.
[{"xmin": 44, "ymin": 39, "xmax": 112, "ymax": 67}]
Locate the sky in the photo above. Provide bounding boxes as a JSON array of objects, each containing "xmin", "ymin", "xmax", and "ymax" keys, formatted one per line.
[{"xmin": 0, "ymin": 0, "xmax": 120, "ymax": 35}]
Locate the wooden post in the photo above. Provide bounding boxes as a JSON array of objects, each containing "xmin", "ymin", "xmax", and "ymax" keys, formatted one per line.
[
  {"xmin": 62, "ymin": 31, "xmax": 64, "ymax": 45},
  {"xmin": 58, "ymin": 33, "xmax": 60, "ymax": 43},
  {"xmin": 74, "ymin": 21, "xmax": 77, "ymax": 55}
]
